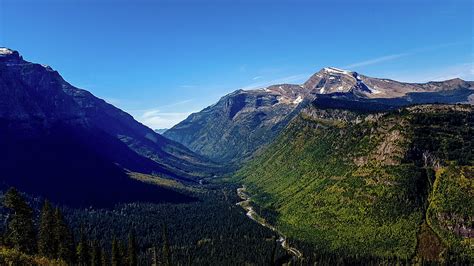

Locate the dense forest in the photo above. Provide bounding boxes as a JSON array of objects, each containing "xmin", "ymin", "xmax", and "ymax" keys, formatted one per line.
[{"xmin": 0, "ymin": 183, "xmax": 289, "ymax": 265}]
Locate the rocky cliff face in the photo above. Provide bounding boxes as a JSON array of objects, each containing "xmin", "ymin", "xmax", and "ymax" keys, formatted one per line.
[
  {"xmin": 164, "ymin": 85, "xmax": 308, "ymax": 163},
  {"xmin": 165, "ymin": 66, "xmax": 473, "ymax": 164}
]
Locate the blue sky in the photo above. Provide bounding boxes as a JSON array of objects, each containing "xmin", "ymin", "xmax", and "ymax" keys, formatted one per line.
[{"xmin": 1, "ymin": 0, "xmax": 473, "ymax": 128}]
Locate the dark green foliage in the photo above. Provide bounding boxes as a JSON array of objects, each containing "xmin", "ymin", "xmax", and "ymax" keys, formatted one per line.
[
  {"xmin": 162, "ymin": 224, "xmax": 171, "ymax": 266},
  {"xmin": 54, "ymin": 207, "xmax": 75, "ymax": 262},
  {"xmin": 38, "ymin": 200, "xmax": 55, "ymax": 258},
  {"xmin": 61, "ymin": 186, "xmax": 286, "ymax": 265},
  {"xmin": 2, "ymin": 188, "xmax": 36, "ymax": 254},
  {"xmin": 91, "ymin": 241, "xmax": 102, "ymax": 266},
  {"xmin": 127, "ymin": 230, "xmax": 137, "ymax": 266},
  {"xmin": 111, "ymin": 236, "xmax": 121, "ymax": 266},
  {"xmin": 101, "ymin": 248, "xmax": 108, "ymax": 266},
  {"xmin": 427, "ymin": 165, "xmax": 473, "ymax": 261},
  {"xmin": 409, "ymin": 109, "xmax": 473, "ymax": 165},
  {"xmin": 0, "ymin": 184, "xmax": 287, "ymax": 265},
  {"xmin": 76, "ymin": 226, "xmax": 91, "ymax": 266}
]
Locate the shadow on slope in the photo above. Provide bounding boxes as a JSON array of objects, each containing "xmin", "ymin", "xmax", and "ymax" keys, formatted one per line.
[
  {"xmin": 0, "ymin": 121, "xmax": 194, "ymax": 208},
  {"xmin": 313, "ymin": 88, "xmax": 473, "ymax": 112}
]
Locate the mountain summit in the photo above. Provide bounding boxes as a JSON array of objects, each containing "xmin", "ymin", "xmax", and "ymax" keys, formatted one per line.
[{"xmin": 303, "ymin": 67, "xmax": 473, "ymax": 98}]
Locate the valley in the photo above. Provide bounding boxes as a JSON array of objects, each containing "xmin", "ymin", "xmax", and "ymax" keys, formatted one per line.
[
  {"xmin": 0, "ymin": 47, "xmax": 472, "ymax": 265},
  {"xmin": 236, "ymin": 185, "xmax": 303, "ymax": 261}
]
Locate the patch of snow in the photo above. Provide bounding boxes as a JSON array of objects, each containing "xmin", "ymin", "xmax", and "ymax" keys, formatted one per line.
[
  {"xmin": 324, "ymin": 67, "xmax": 351, "ymax": 75},
  {"xmin": 41, "ymin": 64, "xmax": 54, "ymax": 71},
  {"xmin": 370, "ymin": 88, "xmax": 381, "ymax": 94},
  {"xmin": 362, "ymin": 81, "xmax": 381, "ymax": 94},
  {"xmin": 0, "ymin": 48, "xmax": 14, "ymax": 55},
  {"xmin": 337, "ymin": 86, "xmax": 344, "ymax": 91},
  {"xmin": 293, "ymin": 96, "xmax": 303, "ymax": 104},
  {"xmin": 329, "ymin": 76, "xmax": 335, "ymax": 80},
  {"xmin": 357, "ymin": 75, "xmax": 361, "ymax": 80},
  {"xmin": 319, "ymin": 87, "xmax": 325, "ymax": 93}
]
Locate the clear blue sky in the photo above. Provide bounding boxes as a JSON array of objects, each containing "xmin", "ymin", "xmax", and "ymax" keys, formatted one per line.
[{"xmin": 1, "ymin": 0, "xmax": 473, "ymax": 128}]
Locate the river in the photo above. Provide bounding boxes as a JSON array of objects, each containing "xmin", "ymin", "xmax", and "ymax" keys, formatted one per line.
[{"xmin": 236, "ymin": 185, "xmax": 303, "ymax": 260}]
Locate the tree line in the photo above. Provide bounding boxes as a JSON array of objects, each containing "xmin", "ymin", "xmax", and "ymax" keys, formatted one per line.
[{"xmin": 0, "ymin": 187, "xmax": 174, "ymax": 265}]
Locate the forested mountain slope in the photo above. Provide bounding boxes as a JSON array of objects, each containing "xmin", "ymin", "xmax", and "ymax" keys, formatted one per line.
[
  {"xmin": 0, "ymin": 48, "xmax": 217, "ymax": 207},
  {"xmin": 235, "ymin": 103, "xmax": 473, "ymax": 263}
]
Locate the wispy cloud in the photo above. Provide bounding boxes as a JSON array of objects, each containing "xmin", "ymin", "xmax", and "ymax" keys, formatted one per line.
[
  {"xmin": 179, "ymin": 85, "xmax": 196, "ymax": 88},
  {"xmin": 130, "ymin": 99, "xmax": 194, "ymax": 113},
  {"xmin": 252, "ymin": 75, "xmax": 263, "ymax": 80},
  {"xmin": 159, "ymin": 99, "xmax": 193, "ymax": 109},
  {"xmin": 137, "ymin": 109, "xmax": 195, "ymax": 129},
  {"xmin": 344, "ymin": 42, "xmax": 467, "ymax": 70},
  {"xmin": 344, "ymin": 53, "xmax": 410, "ymax": 69},
  {"xmin": 391, "ymin": 63, "xmax": 474, "ymax": 83}
]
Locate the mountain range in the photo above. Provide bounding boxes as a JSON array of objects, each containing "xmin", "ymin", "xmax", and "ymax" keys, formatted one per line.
[
  {"xmin": 0, "ymin": 47, "xmax": 472, "ymax": 262},
  {"xmin": 164, "ymin": 66, "xmax": 473, "ymax": 164}
]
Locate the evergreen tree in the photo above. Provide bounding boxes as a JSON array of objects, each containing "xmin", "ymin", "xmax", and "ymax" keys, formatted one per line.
[
  {"xmin": 91, "ymin": 241, "xmax": 102, "ymax": 266},
  {"xmin": 162, "ymin": 224, "xmax": 171, "ymax": 266},
  {"xmin": 101, "ymin": 248, "xmax": 108, "ymax": 266},
  {"xmin": 152, "ymin": 246, "xmax": 158, "ymax": 266},
  {"xmin": 76, "ymin": 226, "xmax": 90, "ymax": 266},
  {"xmin": 38, "ymin": 200, "xmax": 56, "ymax": 258},
  {"xmin": 269, "ymin": 236, "xmax": 277, "ymax": 266},
  {"xmin": 2, "ymin": 187, "xmax": 36, "ymax": 254},
  {"xmin": 54, "ymin": 207, "xmax": 75, "ymax": 263},
  {"xmin": 111, "ymin": 236, "xmax": 121, "ymax": 266},
  {"xmin": 127, "ymin": 230, "xmax": 137, "ymax": 266},
  {"xmin": 119, "ymin": 240, "xmax": 127, "ymax": 265}
]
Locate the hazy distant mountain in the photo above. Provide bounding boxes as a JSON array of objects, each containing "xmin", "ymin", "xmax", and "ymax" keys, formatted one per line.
[
  {"xmin": 164, "ymin": 66, "xmax": 473, "ymax": 164},
  {"xmin": 0, "ymin": 48, "xmax": 216, "ymax": 207},
  {"xmin": 155, "ymin": 128, "xmax": 169, "ymax": 134}
]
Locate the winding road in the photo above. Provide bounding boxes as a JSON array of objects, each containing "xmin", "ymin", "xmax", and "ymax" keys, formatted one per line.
[{"xmin": 236, "ymin": 186, "xmax": 303, "ymax": 260}]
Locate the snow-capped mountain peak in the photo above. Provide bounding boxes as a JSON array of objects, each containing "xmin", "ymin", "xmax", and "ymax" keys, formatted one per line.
[
  {"xmin": 323, "ymin": 67, "xmax": 352, "ymax": 75},
  {"xmin": 0, "ymin": 47, "xmax": 15, "ymax": 55}
]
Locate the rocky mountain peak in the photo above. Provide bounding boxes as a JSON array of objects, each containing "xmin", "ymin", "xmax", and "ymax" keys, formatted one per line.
[
  {"xmin": 321, "ymin": 67, "xmax": 355, "ymax": 76},
  {"xmin": 0, "ymin": 47, "xmax": 22, "ymax": 61},
  {"xmin": 303, "ymin": 66, "xmax": 370, "ymax": 95}
]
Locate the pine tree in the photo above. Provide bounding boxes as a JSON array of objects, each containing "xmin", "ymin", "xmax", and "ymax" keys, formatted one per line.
[
  {"xmin": 269, "ymin": 235, "xmax": 277, "ymax": 266},
  {"xmin": 162, "ymin": 224, "xmax": 171, "ymax": 266},
  {"xmin": 91, "ymin": 241, "xmax": 102, "ymax": 266},
  {"xmin": 101, "ymin": 248, "xmax": 108, "ymax": 266},
  {"xmin": 76, "ymin": 226, "xmax": 90, "ymax": 266},
  {"xmin": 54, "ymin": 207, "xmax": 75, "ymax": 263},
  {"xmin": 2, "ymin": 187, "xmax": 36, "ymax": 254},
  {"xmin": 119, "ymin": 240, "xmax": 127, "ymax": 265},
  {"xmin": 111, "ymin": 236, "xmax": 121, "ymax": 266},
  {"xmin": 127, "ymin": 230, "xmax": 137, "ymax": 266},
  {"xmin": 38, "ymin": 200, "xmax": 56, "ymax": 258}
]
